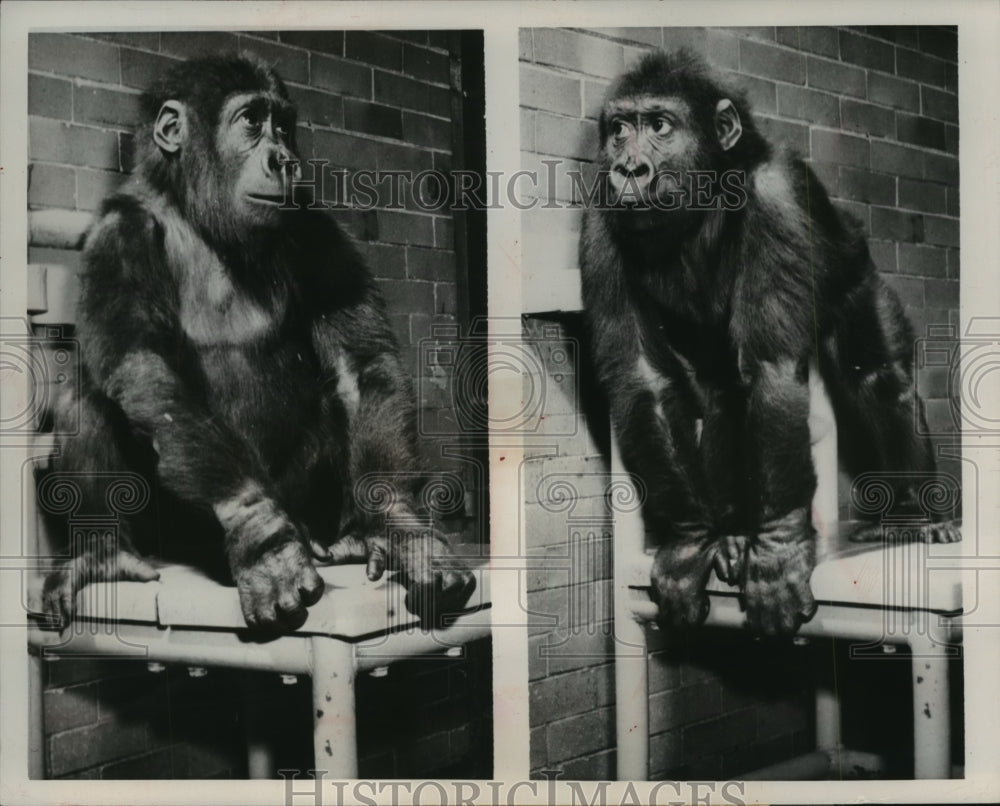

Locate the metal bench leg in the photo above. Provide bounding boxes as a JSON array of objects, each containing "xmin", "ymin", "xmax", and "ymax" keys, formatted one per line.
[
  {"xmin": 29, "ymin": 651, "xmax": 45, "ymax": 779},
  {"xmin": 814, "ymin": 640, "xmax": 841, "ymax": 761},
  {"xmin": 910, "ymin": 634, "xmax": 951, "ymax": 779},
  {"xmin": 611, "ymin": 438, "xmax": 649, "ymax": 781},
  {"xmin": 310, "ymin": 637, "xmax": 358, "ymax": 778},
  {"xmin": 238, "ymin": 674, "xmax": 276, "ymax": 779}
]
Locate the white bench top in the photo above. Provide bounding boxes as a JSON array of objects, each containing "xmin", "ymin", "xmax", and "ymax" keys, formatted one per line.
[{"xmin": 39, "ymin": 558, "xmax": 491, "ymax": 639}]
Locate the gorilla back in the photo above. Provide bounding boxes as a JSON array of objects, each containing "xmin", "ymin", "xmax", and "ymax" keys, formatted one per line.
[
  {"xmin": 41, "ymin": 55, "xmax": 474, "ymax": 633},
  {"xmin": 580, "ymin": 50, "xmax": 959, "ymax": 637}
]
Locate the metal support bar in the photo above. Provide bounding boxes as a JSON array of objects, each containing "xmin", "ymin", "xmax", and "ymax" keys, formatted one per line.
[
  {"xmin": 611, "ymin": 437, "xmax": 649, "ymax": 781},
  {"xmin": 28, "ymin": 623, "xmax": 312, "ymax": 673},
  {"xmin": 355, "ymin": 607, "xmax": 492, "ymax": 671},
  {"xmin": 310, "ymin": 637, "xmax": 358, "ymax": 778},
  {"xmin": 814, "ymin": 639, "xmax": 841, "ymax": 756},
  {"xmin": 28, "ymin": 651, "xmax": 45, "ymax": 780},
  {"xmin": 238, "ymin": 674, "xmax": 276, "ymax": 780},
  {"xmin": 910, "ymin": 633, "xmax": 952, "ymax": 779}
]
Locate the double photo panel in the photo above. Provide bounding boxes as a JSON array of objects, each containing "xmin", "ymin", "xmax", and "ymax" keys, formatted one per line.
[{"xmin": 2, "ymin": 8, "xmax": 991, "ymax": 803}]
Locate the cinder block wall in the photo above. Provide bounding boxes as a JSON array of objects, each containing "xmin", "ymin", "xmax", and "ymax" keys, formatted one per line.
[
  {"xmin": 521, "ymin": 26, "xmax": 960, "ymax": 779},
  {"xmin": 28, "ymin": 30, "xmax": 490, "ymax": 780}
]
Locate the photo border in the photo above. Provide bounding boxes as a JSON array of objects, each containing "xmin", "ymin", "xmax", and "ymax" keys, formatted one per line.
[{"xmin": 2, "ymin": 1, "xmax": 998, "ymax": 804}]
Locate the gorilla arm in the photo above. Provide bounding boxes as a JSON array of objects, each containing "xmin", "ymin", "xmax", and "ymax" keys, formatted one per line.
[
  {"xmin": 305, "ymin": 217, "xmax": 476, "ymax": 623},
  {"xmin": 730, "ymin": 165, "xmax": 825, "ymax": 636},
  {"xmin": 580, "ymin": 207, "xmax": 722, "ymax": 628}
]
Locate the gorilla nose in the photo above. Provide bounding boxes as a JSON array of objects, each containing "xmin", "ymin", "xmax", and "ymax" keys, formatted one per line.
[
  {"xmin": 614, "ymin": 161, "xmax": 652, "ymax": 187},
  {"xmin": 266, "ymin": 148, "xmax": 300, "ymax": 179}
]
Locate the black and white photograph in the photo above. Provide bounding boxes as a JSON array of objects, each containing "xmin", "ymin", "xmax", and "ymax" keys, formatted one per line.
[
  {"xmin": 16, "ymin": 26, "xmax": 492, "ymax": 781},
  {"xmin": 1, "ymin": 3, "xmax": 999, "ymax": 806},
  {"xmin": 520, "ymin": 25, "xmax": 968, "ymax": 781}
]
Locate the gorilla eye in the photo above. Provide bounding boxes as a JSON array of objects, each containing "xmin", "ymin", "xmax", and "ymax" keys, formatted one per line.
[
  {"xmin": 238, "ymin": 109, "xmax": 263, "ymax": 133},
  {"xmin": 610, "ymin": 119, "xmax": 630, "ymax": 142},
  {"xmin": 650, "ymin": 117, "xmax": 672, "ymax": 135}
]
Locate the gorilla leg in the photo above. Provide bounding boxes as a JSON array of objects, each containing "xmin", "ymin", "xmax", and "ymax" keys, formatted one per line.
[
  {"xmin": 40, "ymin": 391, "xmax": 160, "ymax": 629},
  {"xmin": 824, "ymin": 279, "xmax": 960, "ymax": 543}
]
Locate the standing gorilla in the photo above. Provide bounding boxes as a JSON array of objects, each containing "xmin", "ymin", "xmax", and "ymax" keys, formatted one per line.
[
  {"xmin": 42, "ymin": 55, "xmax": 474, "ymax": 632},
  {"xmin": 581, "ymin": 50, "xmax": 959, "ymax": 636}
]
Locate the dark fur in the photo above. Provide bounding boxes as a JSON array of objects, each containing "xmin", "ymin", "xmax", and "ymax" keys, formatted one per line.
[
  {"xmin": 40, "ymin": 55, "xmax": 474, "ymax": 632},
  {"xmin": 581, "ymin": 50, "xmax": 959, "ymax": 636}
]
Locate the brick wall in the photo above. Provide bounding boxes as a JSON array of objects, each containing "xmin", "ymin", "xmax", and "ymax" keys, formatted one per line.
[
  {"xmin": 41, "ymin": 640, "xmax": 492, "ymax": 780},
  {"xmin": 28, "ymin": 29, "xmax": 489, "ymax": 779},
  {"xmin": 521, "ymin": 26, "xmax": 960, "ymax": 779}
]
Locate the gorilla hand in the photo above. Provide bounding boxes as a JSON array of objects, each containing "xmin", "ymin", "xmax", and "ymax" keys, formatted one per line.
[
  {"xmin": 40, "ymin": 549, "xmax": 160, "ymax": 631},
  {"xmin": 221, "ymin": 493, "xmax": 324, "ymax": 631},
  {"xmin": 742, "ymin": 508, "xmax": 817, "ymax": 636},
  {"xmin": 325, "ymin": 528, "xmax": 476, "ymax": 628},
  {"xmin": 650, "ymin": 525, "xmax": 718, "ymax": 629}
]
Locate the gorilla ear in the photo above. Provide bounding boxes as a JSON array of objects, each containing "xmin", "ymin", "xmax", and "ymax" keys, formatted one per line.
[
  {"xmin": 153, "ymin": 100, "xmax": 188, "ymax": 154},
  {"xmin": 715, "ymin": 99, "xmax": 742, "ymax": 152}
]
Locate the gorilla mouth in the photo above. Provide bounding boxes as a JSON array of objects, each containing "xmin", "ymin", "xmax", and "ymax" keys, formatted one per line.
[
  {"xmin": 247, "ymin": 193, "xmax": 287, "ymax": 206},
  {"xmin": 614, "ymin": 196, "xmax": 653, "ymax": 209}
]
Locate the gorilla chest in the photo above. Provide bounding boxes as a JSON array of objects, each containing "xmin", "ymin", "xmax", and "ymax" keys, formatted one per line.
[
  {"xmin": 171, "ymin": 246, "xmax": 324, "ymax": 456},
  {"xmin": 639, "ymin": 289, "xmax": 741, "ymax": 388},
  {"xmin": 175, "ymin": 256, "xmax": 279, "ymax": 347},
  {"xmin": 194, "ymin": 338, "xmax": 323, "ymax": 461}
]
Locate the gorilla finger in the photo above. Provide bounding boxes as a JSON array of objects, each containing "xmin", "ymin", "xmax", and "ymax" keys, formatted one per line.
[
  {"xmin": 275, "ymin": 586, "xmax": 299, "ymax": 610},
  {"xmin": 310, "ymin": 539, "xmax": 332, "ymax": 561},
  {"xmin": 327, "ymin": 536, "xmax": 368, "ymax": 564},
  {"xmin": 366, "ymin": 546, "xmax": 388, "ymax": 581},
  {"xmin": 298, "ymin": 566, "xmax": 325, "ymax": 605},
  {"xmin": 41, "ymin": 593, "xmax": 69, "ymax": 630},
  {"xmin": 118, "ymin": 552, "xmax": 161, "ymax": 582},
  {"xmin": 238, "ymin": 590, "xmax": 265, "ymax": 630},
  {"xmin": 442, "ymin": 572, "xmax": 477, "ymax": 612},
  {"xmin": 712, "ymin": 550, "xmax": 732, "ymax": 584},
  {"xmin": 798, "ymin": 589, "xmax": 818, "ymax": 622},
  {"xmin": 936, "ymin": 523, "xmax": 960, "ymax": 544},
  {"xmin": 255, "ymin": 603, "xmax": 279, "ymax": 630},
  {"xmin": 277, "ymin": 596, "xmax": 309, "ymax": 630},
  {"xmin": 441, "ymin": 567, "xmax": 474, "ymax": 592},
  {"xmin": 458, "ymin": 570, "xmax": 477, "ymax": 600},
  {"xmin": 438, "ymin": 568, "xmax": 459, "ymax": 590},
  {"xmin": 276, "ymin": 586, "xmax": 303, "ymax": 616},
  {"xmin": 60, "ymin": 592, "xmax": 75, "ymax": 625},
  {"xmin": 285, "ymin": 606, "xmax": 309, "ymax": 631}
]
